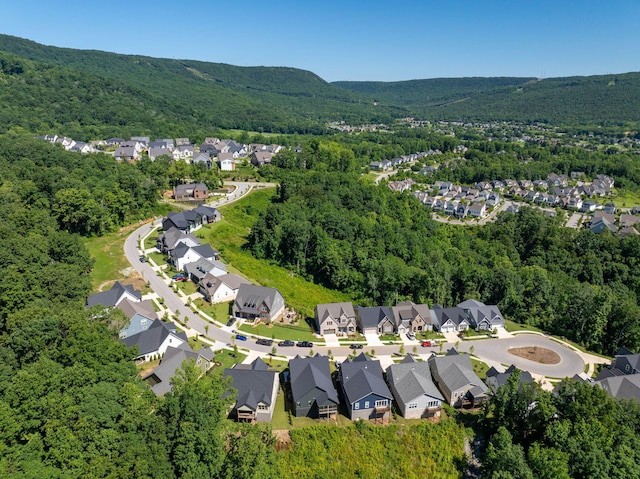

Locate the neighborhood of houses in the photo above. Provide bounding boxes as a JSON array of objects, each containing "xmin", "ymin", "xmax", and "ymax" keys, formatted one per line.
[{"xmin": 38, "ymin": 134, "xmax": 285, "ymax": 170}]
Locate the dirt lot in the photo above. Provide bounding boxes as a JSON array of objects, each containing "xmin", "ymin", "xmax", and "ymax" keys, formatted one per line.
[{"xmin": 508, "ymin": 346, "xmax": 561, "ymax": 364}]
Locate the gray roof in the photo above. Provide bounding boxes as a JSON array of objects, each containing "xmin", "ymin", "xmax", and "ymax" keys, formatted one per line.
[
  {"xmin": 86, "ymin": 281, "xmax": 141, "ymax": 308},
  {"xmin": 224, "ymin": 358, "xmax": 278, "ymax": 410},
  {"xmin": 200, "ymin": 273, "xmax": 250, "ymax": 297},
  {"xmin": 316, "ymin": 302, "xmax": 356, "ymax": 321},
  {"xmin": 234, "ymin": 284, "xmax": 284, "ymax": 316},
  {"xmin": 340, "ymin": 353, "xmax": 392, "ymax": 404},
  {"xmin": 193, "ymin": 205, "xmax": 220, "ymax": 219},
  {"xmin": 144, "ymin": 345, "xmax": 215, "ymax": 396},
  {"xmin": 116, "ymin": 297, "xmax": 157, "ymax": 321},
  {"xmin": 174, "ymin": 183, "xmax": 207, "ymax": 195},
  {"xmin": 431, "ymin": 305, "xmax": 469, "ymax": 328},
  {"xmin": 184, "ymin": 257, "xmax": 226, "ymax": 281},
  {"xmin": 121, "ymin": 319, "xmax": 187, "ymax": 357},
  {"xmin": 392, "ymin": 302, "xmax": 432, "ymax": 326},
  {"xmin": 596, "ymin": 374, "xmax": 640, "ymax": 402},
  {"xmin": 429, "ymin": 352, "xmax": 488, "ymax": 397},
  {"xmin": 387, "ymin": 358, "xmax": 444, "ymax": 404},
  {"xmin": 484, "ymin": 365, "xmax": 534, "ymax": 390},
  {"xmin": 289, "ymin": 354, "xmax": 339, "ymax": 407},
  {"xmin": 158, "ymin": 227, "xmax": 198, "ymax": 250},
  {"xmin": 357, "ymin": 306, "xmax": 395, "ymax": 330}
]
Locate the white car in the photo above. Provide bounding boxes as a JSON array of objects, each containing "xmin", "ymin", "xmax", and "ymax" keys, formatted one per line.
[{"xmin": 407, "ymin": 332, "xmax": 416, "ymax": 340}]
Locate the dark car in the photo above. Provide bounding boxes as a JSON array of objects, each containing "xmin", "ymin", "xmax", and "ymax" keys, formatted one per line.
[
  {"xmin": 235, "ymin": 334, "xmax": 248, "ymax": 341},
  {"xmin": 256, "ymin": 338, "xmax": 273, "ymax": 346},
  {"xmin": 296, "ymin": 341, "xmax": 313, "ymax": 348},
  {"xmin": 278, "ymin": 340, "xmax": 295, "ymax": 347},
  {"xmin": 172, "ymin": 273, "xmax": 186, "ymax": 281},
  {"xmin": 349, "ymin": 343, "xmax": 363, "ymax": 349},
  {"xmin": 139, "ymin": 256, "xmax": 147, "ymax": 263},
  {"xmin": 226, "ymin": 318, "xmax": 236, "ymax": 327}
]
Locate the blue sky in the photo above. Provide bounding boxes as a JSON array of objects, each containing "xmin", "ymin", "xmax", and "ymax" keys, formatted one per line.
[{"xmin": 1, "ymin": 0, "xmax": 638, "ymax": 82}]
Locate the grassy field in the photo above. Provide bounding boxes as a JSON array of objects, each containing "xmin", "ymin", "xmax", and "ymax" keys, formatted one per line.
[
  {"xmin": 202, "ymin": 188, "xmax": 353, "ymax": 318},
  {"xmin": 194, "ymin": 299, "xmax": 232, "ymax": 322},
  {"xmin": 84, "ymin": 222, "xmax": 150, "ymax": 291},
  {"xmin": 504, "ymin": 319, "xmax": 543, "ymax": 333},
  {"xmin": 610, "ymin": 188, "xmax": 640, "ymax": 208}
]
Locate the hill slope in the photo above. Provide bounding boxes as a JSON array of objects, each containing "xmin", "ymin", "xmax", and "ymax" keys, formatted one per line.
[
  {"xmin": 0, "ymin": 35, "xmax": 396, "ymax": 136},
  {"xmin": 333, "ymin": 74, "xmax": 640, "ymax": 125}
]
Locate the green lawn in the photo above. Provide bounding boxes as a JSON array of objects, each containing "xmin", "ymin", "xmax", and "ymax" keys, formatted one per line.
[
  {"xmin": 176, "ymin": 280, "xmax": 198, "ymax": 295},
  {"xmin": 188, "ymin": 336, "xmax": 208, "ymax": 351},
  {"xmin": 194, "ymin": 299, "xmax": 232, "ymax": 322},
  {"xmin": 148, "ymin": 251, "xmax": 167, "ymax": 266},
  {"xmin": 201, "ymin": 188, "xmax": 353, "ymax": 318},
  {"xmin": 471, "ymin": 357, "xmax": 490, "ymax": 379},
  {"xmin": 143, "ymin": 226, "xmax": 160, "ymax": 251},
  {"xmin": 504, "ymin": 319, "xmax": 543, "ymax": 333},
  {"xmin": 610, "ymin": 188, "xmax": 640, "ymax": 208},
  {"xmin": 84, "ymin": 223, "xmax": 148, "ymax": 290},
  {"xmin": 238, "ymin": 321, "xmax": 320, "ymax": 343},
  {"xmin": 209, "ymin": 349, "xmax": 247, "ymax": 376}
]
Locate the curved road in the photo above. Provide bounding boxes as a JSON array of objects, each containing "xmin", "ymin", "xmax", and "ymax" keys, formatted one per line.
[{"xmin": 123, "ymin": 182, "xmax": 592, "ymax": 379}]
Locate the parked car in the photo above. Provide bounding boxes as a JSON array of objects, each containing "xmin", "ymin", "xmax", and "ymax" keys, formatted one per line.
[
  {"xmin": 172, "ymin": 273, "xmax": 186, "ymax": 281},
  {"xmin": 296, "ymin": 341, "xmax": 313, "ymax": 348},
  {"xmin": 235, "ymin": 334, "xmax": 248, "ymax": 341},
  {"xmin": 407, "ymin": 332, "xmax": 416, "ymax": 340},
  {"xmin": 226, "ymin": 318, "xmax": 236, "ymax": 327},
  {"xmin": 421, "ymin": 340, "xmax": 432, "ymax": 347},
  {"xmin": 256, "ymin": 338, "xmax": 273, "ymax": 346},
  {"xmin": 139, "ymin": 256, "xmax": 146, "ymax": 263},
  {"xmin": 349, "ymin": 343, "xmax": 363, "ymax": 349},
  {"xmin": 278, "ymin": 340, "xmax": 295, "ymax": 347}
]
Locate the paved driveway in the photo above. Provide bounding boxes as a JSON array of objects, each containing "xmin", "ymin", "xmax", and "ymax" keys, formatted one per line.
[{"xmin": 456, "ymin": 334, "xmax": 584, "ymax": 378}]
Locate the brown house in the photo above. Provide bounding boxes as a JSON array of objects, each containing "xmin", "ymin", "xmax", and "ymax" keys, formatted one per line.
[{"xmin": 173, "ymin": 183, "xmax": 209, "ymax": 200}]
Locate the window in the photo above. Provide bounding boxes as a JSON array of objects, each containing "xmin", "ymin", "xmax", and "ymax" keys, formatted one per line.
[
  {"xmin": 354, "ymin": 403, "xmax": 360, "ymax": 410},
  {"xmin": 257, "ymin": 404, "xmax": 268, "ymax": 411},
  {"xmin": 375, "ymin": 400, "xmax": 387, "ymax": 408},
  {"xmin": 454, "ymin": 392, "xmax": 458, "ymax": 398},
  {"xmin": 364, "ymin": 401, "xmax": 370, "ymax": 409},
  {"xmin": 408, "ymin": 403, "xmax": 418, "ymax": 409}
]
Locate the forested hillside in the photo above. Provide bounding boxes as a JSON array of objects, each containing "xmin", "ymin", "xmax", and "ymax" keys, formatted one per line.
[
  {"xmin": 334, "ymin": 73, "xmax": 640, "ymax": 126},
  {"xmin": 248, "ymin": 171, "xmax": 640, "ymax": 355},
  {"xmin": 0, "ymin": 35, "xmax": 397, "ymax": 137}
]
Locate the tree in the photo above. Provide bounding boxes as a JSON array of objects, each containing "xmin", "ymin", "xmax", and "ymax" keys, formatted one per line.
[
  {"xmin": 482, "ymin": 427, "xmax": 534, "ymax": 479},
  {"xmin": 160, "ymin": 360, "xmax": 231, "ymax": 479}
]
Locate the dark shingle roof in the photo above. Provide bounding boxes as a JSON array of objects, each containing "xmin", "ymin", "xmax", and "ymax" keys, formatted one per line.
[
  {"xmin": 340, "ymin": 353, "xmax": 392, "ymax": 404},
  {"xmin": 289, "ymin": 355, "xmax": 339, "ymax": 407},
  {"xmin": 121, "ymin": 319, "xmax": 187, "ymax": 356},
  {"xmin": 357, "ymin": 306, "xmax": 395, "ymax": 329},
  {"xmin": 224, "ymin": 358, "xmax": 277, "ymax": 410},
  {"xmin": 386, "ymin": 360, "xmax": 444, "ymax": 404},
  {"xmin": 86, "ymin": 281, "xmax": 141, "ymax": 308}
]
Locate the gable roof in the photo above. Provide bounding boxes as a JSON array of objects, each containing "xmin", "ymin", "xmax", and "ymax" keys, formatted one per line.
[
  {"xmin": 86, "ymin": 281, "xmax": 141, "ymax": 308},
  {"xmin": 289, "ymin": 355, "xmax": 339, "ymax": 406},
  {"xmin": 193, "ymin": 205, "xmax": 220, "ymax": 219},
  {"xmin": 429, "ymin": 353, "xmax": 488, "ymax": 396},
  {"xmin": 357, "ymin": 306, "xmax": 395, "ymax": 329},
  {"xmin": 386, "ymin": 359, "xmax": 444, "ymax": 405},
  {"xmin": 200, "ymin": 273, "xmax": 250, "ymax": 296},
  {"xmin": 121, "ymin": 319, "xmax": 187, "ymax": 356},
  {"xmin": 183, "ymin": 257, "xmax": 226, "ymax": 281},
  {"xmin": 340, "ymin": 354, "xmax": 392, "ymax": 404},
  {"xmin": 235, "ymin": 284, "xmax": 284, "ymax": 315},
  {"xmin": 116, "ymin": 297, "xmax": 157, "ymax": 321},
  {"xmin": 431, "ymin": 305, "xmax": 469, "ymax": 328},
  {"xmin": 484, "ymin": 365, "xmax": 534, "ymax": 390},
  {"xmin": 144, "ymin": 345, "xmax": 215, "ymax": 396},
  {"xmin": 597, "ymin": 374, "xmax": 640, "ymax": 402},
  {"xmin": 224, "ymin": 359, "xmax": 278, "ymax": 410},
  {"xmin": 316, "ymin": 302, "xmax": 356, "ymax": 321}
]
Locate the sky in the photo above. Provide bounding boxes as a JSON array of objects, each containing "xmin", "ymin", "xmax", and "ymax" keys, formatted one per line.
[{"xmin": 1, "ymin": 0, "xmax": 638, "ymax": 82}]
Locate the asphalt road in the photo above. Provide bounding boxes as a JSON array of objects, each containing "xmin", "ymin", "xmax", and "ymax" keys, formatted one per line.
[{"xmin": 122, "ymin": 182, "xmax": 588, "ymax": 378}]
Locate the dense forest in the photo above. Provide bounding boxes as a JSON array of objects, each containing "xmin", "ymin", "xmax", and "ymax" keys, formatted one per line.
[
  {"xmin": 248, "ymin": 171, "xmax": 640, "ymax": 355},
  {"xmin": 334, "ymin": 73, "xmax": 640, "ymax": 127}
]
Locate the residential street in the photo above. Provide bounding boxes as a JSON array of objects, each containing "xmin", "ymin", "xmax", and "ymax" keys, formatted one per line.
[{"xmin": 122, "ymin": 183, "xmax": 605, "ymax": 384}]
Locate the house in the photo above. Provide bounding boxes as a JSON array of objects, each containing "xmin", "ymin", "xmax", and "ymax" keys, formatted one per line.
[
  {"xmin": 392, "ymin": 302, "xmax": 432, "ymax": 333},
  {"xmin": 143, "ymin": 344, "xmax": 215, "ymax": 396},
  {"xmin": 356, "ymin": 306, "xmax": 396, "ymax": 336},
  {"xmin": 314, "ymin": 302, "xmax": 357, "ymax": 336},
  {"xmin": 224, "ymin": 358, "xmax": 279, "ymax": 422},
  {"xmin": 121, "ymin": 319, "xmax": 188, "ymax": 362},
  {"xmin": 457, "ymin": 299, "xmax": 505, "ymax": 331},
  {"xmin": 386, "ymin": 355, "xmax": 444, "ymax": 419},
  {"xmin": 114, "ymin": 146, "xmax": 140, "ymax": 162},
  {"xmin": 339, "ymin": 353, "xmax": 393, "ymax": 422},
  {"xmin": 183, "ymin": 257, "xmax": 227, "ymax": 282},
  {"xmin": 149, "ymin": 139, "xmax": 174, "ymax": 150},
  {"xmin": 597, "ymin": 374, "xmax": 640, "ymax": 402},
  {"xmin": 86, "ymin": 281, "xmax": 141, "ymax": 309},
  {"xmin": 148, "ymin": 146, "xmax": 172, "ymax": 161},
  {"xmin": 218, "ymin": 152, "xmax": 235, "ymax": 171},
  {"xmin": 171, "ymin": 243, "xmax": 219, "ymax": 271},
  {"xmin": 192, "ymin": 205, "xmax": 222, "ymax": 224},
  {"xmin": 590, "ymin": 218, "xmax": 618, "ymax": 234},
  {"xmin": 250, "ymin": 151, "xmax": 274, "ymax": 167},
  {"xmin": 484, "ymin": 365, "xmax": 534, "ymax": 391},
  {"xmin": 619, "ymin": 226, "xmax": 640, "ymax": 238},
  {"xmin": 469, "ymin": 202, "xmax": 486, "ymax": 218},
  {"xmin": 199, "ymin": 273, "xmax": 251, "ymax": 303},
  {"xmin": 429, "ymin": 350, "xmax": 488, "ymax": 408},
  {"xmin": 455, "ymin": 204, "xmax": 469, "ymax": 219},
  {"xmin": 604, "ymin": 202, "xmax": 617, "ymax": 214},
  {"xmin": 289, "ymin": 354, "xmax": 339, "ymax": 419},
  {"xmin": 173, "ymin": 183, "xmax": 209, "ymax": 201},
  {"xmin": 156, "ymin": 227, "xmax": 199, "ymax": 254},
  {"xmin": 192, "ymin": 152, "xmax": 212, "ymax": 169},
  {"xmin": 116, "ymin": 297, "xmax": 158, "ymax": 339},
  {"xmin": 232, "ymin": 284, "xmax": 285, "ymax": 322},
  {"xmin": 430, "ymin": 305, "xmax": 469, "ymax": 333},
  {"xmin": 162, "ymin": 210, "xmax": 203, "ymax": 232},
  {"xmin": 175, "ymin": 138, "xmax": 191, "ymax": 146},
  {"xmin": 619, "ymin": 215, "xmax": 640, "ymax": 228}
]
